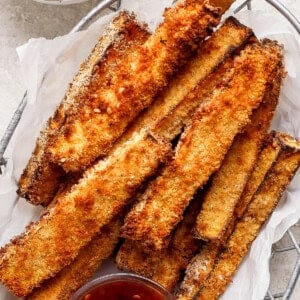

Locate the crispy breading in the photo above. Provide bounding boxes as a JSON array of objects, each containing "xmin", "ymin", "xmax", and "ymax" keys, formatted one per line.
[
  {"xmin": 47, "ymin": 0, "xmax": 224, "ymax": 172},
  {"xmin": 177, "ymin": 134, "xmax": 282, "ymax": 300},
  {"xmin": 151, "ymin": 252, "xmax": 187, "ymax": 292},
  {"xmin": 26, "ymin": 218, "xmax": 121, "ymax": 300},
  {"xmin": 67, "ymin": 20, "xmax": 253, "ymax": 284},
  {"xmin": 0, "ymin": 15, "xmax": 251, "ymax": 297},
  {"xmin": 18, "ymin": 15, "xmax": 250, "ymax": 206},
  {"xmin": 196, "ymin": 133, "xmax": 300, "ymax": 300},
  {"xmin": 17, "ymin": 12, "xmax": 150, "ymax": 206},
  {"xmin": 170, "ymin": 195, "xmax": 203, "ymax": 258},
  {"xmin": 121, "ymin": 41, "xmax": 282, "ymax": 251},
  {"xmin": 0, "ymin": 131, "xmax": 171, "ymax": 297},
  {"xmin": 194, "ymin": 61, "xmax": 284, "ymax": 241},
  {"xmin": 116, "ymin": 16, "xmax": 253, "ymax": 145},
  {"xmin": 210, "ymin": 0, "xmax": 236, "ymax": 12},
  {"xmin": 116, "ymin": 240, "xmax": 160, "ymax": 278},
  {"xmin": 151, "ymin": 198, "xmax": 203, "ymax": 291},
  {"xmin": 235, "ymin": 133, "xmax": 282, "ymax": 218},
  {"xmin": 176, "ymin": 243, "xmax": 221, "ymax": 300},
  {"xmin": 176, "ymin": 134, "xmax": 282, "ymax": 300},
  {"xmin": 116, "ymin": 196, "xmax": 203, "ymax": 291}
]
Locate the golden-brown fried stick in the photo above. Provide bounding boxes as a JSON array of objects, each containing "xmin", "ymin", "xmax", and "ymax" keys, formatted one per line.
[
  {"xmin": 151, "ymin": 198, "xmax": 203, "ymax": 291},
  {"xmin": 113, "ymin": 19, "xmax": 254, "ymax": 241},
  {"xmin": 0, "ymin": 16, "xmax": 250, "ymax": 296},
  {"xmin": 177, "ymin": 134, "xmax": 281, "ymax": 300},
  {"xmin": 235, "ymin": 133, "xmax": 282, "ymax": 218},
  {"xmin": 177, "ymin": 218, "xmax": 236, "ymax": 300},
  {"xmin": 26, "ymin": 218, "xmax": 121, "ymax": 300},
  {"xmin": 19, "ymin": 15, "xmax": 252, "ymax": 205},
  {"xmin": 176, "ymin": 134, "xmax": 282, "ymax": 300},
  {"xmin": 116, "ymin": 195, "xmax": 203, "ymax": 291},
  {"xmin": 0, "ymin": 131, "xmax": 171, "ymax": 297},
  {"xmin": 151, "ymin": 255, "xmax": 185, "ymax": 292},
  {"xmin": 116, "ymin": 240, "xmax": 160, "ymax": 278},
  {"xmin": 194, "ymin": 61, "xmax": 284, "ymax": 242},
  {"xmin": 211, "ymin": 0, "xmax": 237, "ymax": 12},
  {"xmin": 47, "ymin": 0, "xmax": 225, "ymax": 172},
  {"xmin": 177, "ymin": 243, "xmax": 221, "ymax": 300},
  {"xmin": 121, "ymin": 40, "xmax": 282, "ymax": 251},
  {"xmin": 18, "ymin": 15, "xmax": 251, "ymax": 207},
  {"xmin": 116, "ymin": 16, "xmax": 253, "ymax": 145},
  {"xmin": 195, "ymin": 133, "xmax": 300, "ymax": 300},
  {"xmin": 17, "ymin": 12, "xmax": 150, "ymax": 206}
]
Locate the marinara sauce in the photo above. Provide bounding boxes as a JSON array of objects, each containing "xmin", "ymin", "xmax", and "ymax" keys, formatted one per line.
[
  {"xmin": 81, "ymin": 280, "xmax": 165, "ymax": 300},
  {"xmin": 72, "ymin": 274, "xmax": 174, "ymax": 300}
]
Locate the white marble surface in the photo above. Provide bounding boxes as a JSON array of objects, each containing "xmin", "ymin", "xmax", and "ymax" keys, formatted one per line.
[{"xmin": 0, "ymin": 0, "xmax": 300, "ymax": 299}]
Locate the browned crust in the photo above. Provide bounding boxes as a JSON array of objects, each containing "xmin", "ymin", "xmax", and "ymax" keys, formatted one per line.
[
  {"xmin": 115, "ymin": 16, "xmax": 254, "ymax": 147},
  {"xmin": 121, "ymin": 41, "xmax": 283, "ymax": 251},
  {"xmin": 150, "ymin": 197, "xmax": 203, "ymax": 291},
  {"xmin": 210, "ymin": 0, "xmax": 236, "ymax": 12},
  {"xmin": 18, "ymin": 12, "xmax": 150, "ymax": 206},
  {"xmin": 47, "ymin": 0, "xmax": 223, "ymax": 172},
  {"xmin": 18, "ymin": 14, "xmax": 251, "ymax": 207},
  {"xmin": 196, "ymin": 134, "xmax": 300, "ymax": 300},
  {"xmin": 194, "ymin": 60, "xmax": 284, "ymax": 241},
  {"xmin": 151, "ymin": 250, "xmax": 188, "ymax": 292},
  {"xmin": 26, "ymin": 218, "xmax": 121, "ymax": 300},
  {"xmin": 116, "ymin": 195, "xmax": 203, "ymax": 291},
  {"xmin": 116, "ymin": 240, "xmax": 160, "ymax": 278},
  {"xmin": 0, "ymin": 15, "xmax": 254, "ymax": 296},
  {"xmin": 152, "ymin": 17, "xmax": 254, "ymax": 141},
  {"xmin": 235, "ymin": 133, "xmax": 282, "ymax": 218},
  {"xmin": 0, "ymin": 132, "xmax": 171, "ymax": 297},
  {"xmin": 176, "ymin": 242, "xmax": 221, "ymax": 300},
  {"xmin": 176, "ymin": 134, "xmax": 282, "ymax": 300}
]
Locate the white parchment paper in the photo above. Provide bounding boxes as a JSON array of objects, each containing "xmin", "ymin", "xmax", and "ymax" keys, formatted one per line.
[{"xmin": 0, "ymin": 1, "xmax": 300, "ymax": 299}]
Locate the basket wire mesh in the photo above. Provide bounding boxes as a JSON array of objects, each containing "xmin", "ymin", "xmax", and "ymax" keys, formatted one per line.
[{"xmin": 0, "ymin": 0, "xmax": 299, "ymax": 298}]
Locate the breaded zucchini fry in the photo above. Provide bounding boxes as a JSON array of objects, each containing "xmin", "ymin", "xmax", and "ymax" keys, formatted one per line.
[
  {"xmin": 17, "ymin": 12, "xmax": 150, "ymax": 206},
  {"xmin": 0, "ymin": 16, "xmax": 251, "ymax": 296},
  {"xmin": 116, "ymin": 196, "xmax": 203, "ymax": 291},
  {"xmin": 0, "ymin": 131, "xmax": 171, "ymax": 297},
  {"xmin": 151, "ymin": 252, "xmax": 188, "ymax": 292},
  {"xmin": 116, "ymin": 240, "xmax": 160, "ymax": 278},
  {"xmin": 151, "ymin": 197, "xmax": 203, "ymax": 291},
  {"xmin": 47, "ymin": 0, "xmax": 225, "ymax": 172},
  {"xmin": 196, "ymin": 133, "xmax": 300, "ymax": 300},
  {"xmin": 117, "ymin": 16, "xmax": 253, "ymax": 145},
  {"xmin": 26, "ymin": 218, "xmax": 121, "ymax": 300},
  {"xmin": 177, "ymin": 243, "xmax": 221, "ymax": 300},
  {"xmin": 176, "ymin": 134, "xmax": 282, "ymax": 300},
  {"xmin": 121, "ymin": 41, "xmax": 282, "ymax": 251},
  {"xmin": 194, "ymin": 62, "xmax": 284, "ymax": 241},
  {"xmin": 18, "ymin": 15, "xmax": 251, "ymax": 206},
  {"xmin": 210, "ymin": 0, "xmax": 237, "ymax": 12},
  {"xmin": 235, "ymin": 133, "xmax": 282, "ymax": 218}
]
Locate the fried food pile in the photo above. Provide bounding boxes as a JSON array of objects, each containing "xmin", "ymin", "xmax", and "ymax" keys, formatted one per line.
[{"xmin": 1, "ymin": 0, "xmax": 300, "ymax": 299}]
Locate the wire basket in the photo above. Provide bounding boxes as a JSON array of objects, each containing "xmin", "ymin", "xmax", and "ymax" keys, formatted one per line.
[{"xmin": 0, "ymin": 0, "xmax": 299, "ymax": 299}]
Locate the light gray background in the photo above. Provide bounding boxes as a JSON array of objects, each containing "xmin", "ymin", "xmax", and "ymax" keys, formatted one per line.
[{"xmin": 0, "ymin": 0, "xmax": 300, "ymax": 299}]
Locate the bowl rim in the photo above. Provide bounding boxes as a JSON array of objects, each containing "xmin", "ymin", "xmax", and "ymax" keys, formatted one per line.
[{"xmin": 70, "ymin": 272, "xmax": 175, "ymax": 300}]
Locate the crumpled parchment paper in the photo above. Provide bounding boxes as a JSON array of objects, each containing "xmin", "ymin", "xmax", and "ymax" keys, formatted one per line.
[{"xmin": 0, "ymin": 0, "xmax": 300, "ymax": 299}]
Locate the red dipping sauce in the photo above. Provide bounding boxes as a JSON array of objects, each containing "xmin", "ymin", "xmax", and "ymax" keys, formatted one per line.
[{"xmin": 71, "ymin": 274, "xmax": 175, "ymax": 300}]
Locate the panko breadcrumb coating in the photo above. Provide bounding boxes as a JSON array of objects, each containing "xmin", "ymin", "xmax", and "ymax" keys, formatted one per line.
[{"xmin": 121, "ymin": 41, "xmax": 282, "ymax": 251}]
